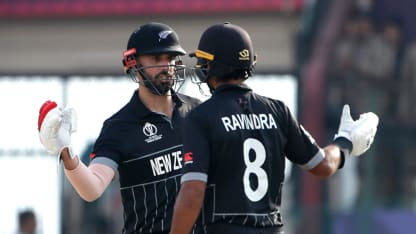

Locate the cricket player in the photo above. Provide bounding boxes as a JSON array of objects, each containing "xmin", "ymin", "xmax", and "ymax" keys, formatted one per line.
[
  {"xmin": 170, "ymin": 22, "xmax": 379, "ymax": 234},
  {"xmin": 38, "ymin": 22, "xmax": 202, "ymax": 234}
]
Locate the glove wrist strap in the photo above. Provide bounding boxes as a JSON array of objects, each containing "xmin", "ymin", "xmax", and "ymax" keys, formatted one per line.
[
  {"xmin": 333, "ymin": 137, "xmax": 352, "ymax": 169},
  {"xmin": 334, "ymin": 131, "xmax": 351, "ymax": 141}
]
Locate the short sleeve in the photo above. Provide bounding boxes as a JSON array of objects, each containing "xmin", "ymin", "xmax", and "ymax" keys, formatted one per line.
[
  {"xmin": 283, "ymin": 105, "xmax": 325, "ymax": 170},
  {"xmin": 180, "ymin": 111, "xmax": 210, "ymax": 183}
]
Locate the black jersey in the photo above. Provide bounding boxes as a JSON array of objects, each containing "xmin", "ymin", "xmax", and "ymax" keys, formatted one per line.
[
  {"xmin": 90, "ymin": 90, "xmax": 201, "ymax": 234},
  {"xmin": 181, "ymin": 84, "xmax": 324, "ymax": 229}
]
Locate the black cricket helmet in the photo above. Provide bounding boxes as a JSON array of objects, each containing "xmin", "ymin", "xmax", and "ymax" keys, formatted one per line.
[
  {"xmin": 122, "ymin": 22, "xmax": 187, "ymax": 95},
  {"xmin": 190, "ymin": 22, "xmax": 256, "ymax": 84}
]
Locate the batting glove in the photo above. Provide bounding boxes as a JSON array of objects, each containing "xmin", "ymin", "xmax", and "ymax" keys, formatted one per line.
[
  {"xmin": 334, "ymin": 104, "xmax": 379, "ymax": 159},
  {"xmin": 38, "ymin": 100, "xmax": 77, "ymax": 159}
]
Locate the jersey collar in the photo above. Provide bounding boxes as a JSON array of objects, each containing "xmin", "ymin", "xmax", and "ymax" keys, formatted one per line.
[
  {"xmin": 213, "ymin": 83, "xmax": 252, "ymax": 95},
  {"xmin": 129, "ymin": 89, "xmax": 184, "ymax": 119}
]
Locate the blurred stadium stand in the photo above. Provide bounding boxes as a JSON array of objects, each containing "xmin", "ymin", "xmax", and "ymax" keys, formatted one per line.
[
  {"xmin": 0, "ymin": 0, "xmax": 303, "ymax": 18},
  {"xmin": 298, "ymin": 1, "xmax": 416, "ymax": 234}
]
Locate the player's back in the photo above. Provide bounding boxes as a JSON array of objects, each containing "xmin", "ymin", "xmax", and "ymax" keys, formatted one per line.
[{"xmin": 190, "ymin": 84, "xmax": 288, "ymax": 229}]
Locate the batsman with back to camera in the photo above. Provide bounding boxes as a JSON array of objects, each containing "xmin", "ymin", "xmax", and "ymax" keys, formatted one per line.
[
  {"xmin": 170, "ymin": 22, "xmax": 379, "ymax": 234},
  {"xmin": 37, "ymin": 22, "xmax": 203, "ymax": 234}
]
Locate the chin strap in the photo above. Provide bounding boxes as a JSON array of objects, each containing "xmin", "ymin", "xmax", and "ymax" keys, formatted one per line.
[
  {"xmin": 135, "ymin": 64, "xmax": 172, "ymax": 96},
  {"xmin": 207, "ymin": 82, "xmax": 216, "ymax": 94}
]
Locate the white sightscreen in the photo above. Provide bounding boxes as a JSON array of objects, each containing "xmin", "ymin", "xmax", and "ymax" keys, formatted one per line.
[{"xmin": 0, "ymin": 74, "xmax": 297, "ymax": 234}]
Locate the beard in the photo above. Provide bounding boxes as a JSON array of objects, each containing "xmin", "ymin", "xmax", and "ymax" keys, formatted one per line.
[{"xmin": 143, "ymin": 70, "xmax": 174, "ymax": 95}]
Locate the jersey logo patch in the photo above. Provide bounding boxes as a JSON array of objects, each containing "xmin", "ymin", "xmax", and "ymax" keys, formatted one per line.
[
  {"xmin": 184, "ymin": 152, "xmax": 193, "ymax": 165},
  {"xmin": 142, "ymin": 122, "xmax": 162, "ymax": 143},
  {"xmin": 158, "ymin": 30, "xmax": 172, "ymax": 42}
]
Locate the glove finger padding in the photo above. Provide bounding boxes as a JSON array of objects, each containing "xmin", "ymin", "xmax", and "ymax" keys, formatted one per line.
[
  {"xmin": 335, "ymin": 104, "xmax": 355, "ymax": 140},
  {"xmin": 61, "ymin": 107, "xmax": 77, "ymax": 133},
  {"xmin": 334, "ymin": 104, "xmax": 379, "ymax": 159},
  {"xmin": 350, "ymin": 112, "xmax": 379, "ymax": 156},
  {"xmin": 39, "ymin": 106, "xmax": 63, "ymax": 155},
  {"xmin": 38, "ymin": 100, "xmax": 77, "ymax": 158},
  {"xmin": 340, "ymin": 104, "xmax": 353, "ymax": 125},
  {"xmin": 38, "ymin": 100, "xmax": 58, "ymax": 131}
]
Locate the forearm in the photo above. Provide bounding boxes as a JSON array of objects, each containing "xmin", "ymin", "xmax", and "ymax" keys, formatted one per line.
[
  {"xmin": 171, "ymin": 181, "xmax": 205, "ymax": 234},
  {"xmin": 61, "ymin": 148, "xmax": 114, "ymax": 202},
  {"xmin": 309, "ymin": 145, "xmax": 342, "ymax": 178}
]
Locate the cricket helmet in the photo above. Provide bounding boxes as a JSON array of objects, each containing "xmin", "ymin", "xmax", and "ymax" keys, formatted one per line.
[
  {"xmin": 190, "ymin": 22, "xmax": 256, "ymax": 83},
  {"xmin": 122, "ymin": 22, "xmax": 186, "ymax": 95}
]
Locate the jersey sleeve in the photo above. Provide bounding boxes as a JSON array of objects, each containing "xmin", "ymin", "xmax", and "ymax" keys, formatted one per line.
[
  {"xmin": 282, "ymin": 104, "xmax": 325, "ymax": 170},
  {"xmin": 180, "ymin": 111, "xmax": 210, "ymax": 183},
  {"xmin": 90, "ymin": 120, "xmax": 121, "ymax": 171}
]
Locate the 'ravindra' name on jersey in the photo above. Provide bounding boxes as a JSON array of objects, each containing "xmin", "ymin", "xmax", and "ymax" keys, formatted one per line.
[{"xmin": 221, "ymin": 113, "xmax": 278, "ymax": 132}]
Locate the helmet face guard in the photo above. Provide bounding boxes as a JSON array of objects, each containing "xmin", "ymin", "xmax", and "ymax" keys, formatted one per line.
[
  {"xmin": 131, "ymin": 64, "xmax": 186, "ymax": 96},
  {"xmin": 122, "ymin": 22, "xmax": 187, "ymax": 95},
  {"xmin": 123, "ymin": 48, "xmax": 186, "ymax": 95},
  {"xmin": 189, "ymin": 56, "xmax": 210, "ymax": 84}
]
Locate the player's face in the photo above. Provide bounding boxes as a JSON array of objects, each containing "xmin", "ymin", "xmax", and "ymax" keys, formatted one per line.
[{"xmin": 138, "ymin": 54, "xmax": 177, "ymax": 93}]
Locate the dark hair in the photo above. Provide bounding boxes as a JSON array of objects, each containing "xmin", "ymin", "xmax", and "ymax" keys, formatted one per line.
[
  {"xmin": 18, "ymin": 209, "xmax": 35, "ymax": 227},
  {"xmin": 215, "ymin": 68, "xmax": 251, "ymax": 82}
]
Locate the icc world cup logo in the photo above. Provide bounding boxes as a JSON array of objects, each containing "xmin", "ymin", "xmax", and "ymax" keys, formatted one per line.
[
  {"xmin": 142, "ymin": 122, "xmax": 162, "ymax": 143},
  {"xmin": 143, "ymin": 122, "xmax": 157, "ymax": 137}
]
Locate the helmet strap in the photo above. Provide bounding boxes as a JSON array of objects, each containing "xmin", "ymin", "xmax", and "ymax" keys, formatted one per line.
[
  {"xmin": 206, "ymin": 81, "xmax": 216, "ymax": 94},
  {"xmin": 136, "ymin": 64, "xmax": 171, "ymax": 96}
]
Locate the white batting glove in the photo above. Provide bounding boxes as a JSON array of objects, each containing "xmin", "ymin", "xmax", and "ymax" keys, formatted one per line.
[
  {"xmin": 38, "ymin": 100, "xmax": 77, "ymax": 159},
  {"xmin": 334, "ymin": 104, "xmax": 379, "ymax": 158}
]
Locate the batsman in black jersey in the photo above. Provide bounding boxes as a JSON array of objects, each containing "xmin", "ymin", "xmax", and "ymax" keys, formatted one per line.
[
  {"xmin": 170, "ymin": 23, "xmax": 379, "ymax": 234},
  {"xmin": 37, "ymin": 22, "xmax": 202, "ymax": 234},
  {"xmin": 91, "ymin": 22, "xmax": 202, "ymax": 234}
]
